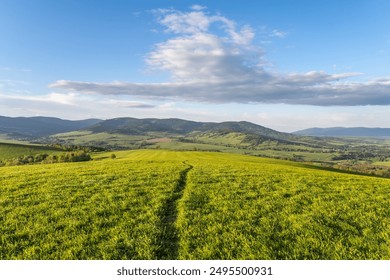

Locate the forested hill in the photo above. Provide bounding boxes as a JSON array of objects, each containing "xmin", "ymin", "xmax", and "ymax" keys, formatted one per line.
[
  {"xmin": 0, "ymin": 116, "xmax": 101, "ymax": 137},
  {"xmin": 86, "ymin": 117, "xmax": 295, "ymax": 141},
  {"xmin": 4, "ymin": 115, "xmax": 390, "ymax": 143}
]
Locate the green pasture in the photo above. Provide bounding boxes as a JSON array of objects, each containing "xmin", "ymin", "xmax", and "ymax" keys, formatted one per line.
[
  {"xmin": 1, "ymin": 150, "xmax": 389, "ymax": 259},
  {"xmin": 0, "ymin": 143, "xmax": 61, "ymax": 161}
]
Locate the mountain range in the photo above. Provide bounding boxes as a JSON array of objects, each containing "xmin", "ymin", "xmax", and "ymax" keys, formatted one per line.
[
  {"xmin": 0, "ymin": 115, "xmax": 296, "ymax": 141},
  {"xmin": 1, "ymin": 115, "xmax": 390, "ymax": 141},
  {"xmin": 87, "ymin": 117, "xmax": 294, "ymax": 140},
  {"xmin": 2, "ymin": 115, "xmax": 390, "ymax": 166},
  {"xmin": 0, "ymin": 116, "xmax": 101, "ymax": 138}
]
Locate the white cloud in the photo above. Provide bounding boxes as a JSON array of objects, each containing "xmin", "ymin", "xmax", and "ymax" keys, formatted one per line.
[
  {"xmin": 270, "ymin": 29, "xmax": 287, "ymax": 38},
  {"xmin": 50, "ymin": 72, "xmax": 390, "ymax": 106},
  {"xmin": 45, "ymin": 92, "xmax": 78, "ymax": 105},
  {"xmin": 155, "ymin": 7, "xmax": 255, "ymax": 46},
  {"xmin": 0, "ymin": 92, "xmax": 157, "ymax": 120},
  {"xmin": 146, "ymin": 32, "xmax": 260, "ymax": 83},
  {"xmin": 157, "ymin": 9, "xmax": 211, "ymax": 34},
  {"xmin": 191, "ymin": 4, "xmax": 207, "ymax": 11},
  {"xmin": 104, "ymin": 99, "xmax": 155, "ymax": 108},
  {"xmin": 50, "ymin": 6, "xmax": 390, "ymax": 107},
  {"xmin": 0, "ymin": 92, "xmax": 81, "ymax": 106}
]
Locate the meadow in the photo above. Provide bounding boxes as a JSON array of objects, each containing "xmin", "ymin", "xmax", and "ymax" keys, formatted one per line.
[
  {"xmin": 0, "ymin": 149, "xmax": 389, "ymax": 259},
  {"xmin": 0, "ymin": 143, "xmax": 61, "ymax": 161}
]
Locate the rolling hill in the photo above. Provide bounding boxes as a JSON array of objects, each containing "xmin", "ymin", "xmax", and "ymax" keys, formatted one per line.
[
  {"xmin": 1, "ymin": 115, "xmax": 306, "ymax": 149},
  {"xmin": 0, "ymin": 116, "xmax": 101, "ymax": 138},
  {"xmin": 0, "ymin": 116, "xmax": 296, "ymax": 142},
  {"xmin": 86, "ymin": 117, "xmax": 296, "ymax": 141},
  {"xmin": 49, "ymin": 117, "xmax": 319, "ymax": 154},
  {"xmin": 3, "ymin": 116, "xmax": 390, "ymax": 167}
]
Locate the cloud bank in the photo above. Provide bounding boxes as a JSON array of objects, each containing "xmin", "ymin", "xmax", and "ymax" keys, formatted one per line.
[{"xmin": 50, "ymin": 6, "xmax": 390, "ymax": 106}]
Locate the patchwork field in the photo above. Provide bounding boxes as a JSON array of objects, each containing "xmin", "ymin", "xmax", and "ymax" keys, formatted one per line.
[{"xmin": 0, "ymin": 150, "xmax": 389, "ymax": 259}]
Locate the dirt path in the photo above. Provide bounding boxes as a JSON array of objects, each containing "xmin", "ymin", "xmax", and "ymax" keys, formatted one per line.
[{"xmin": 156, "ymin": 161, "xmax": 193, "ymax": 259}]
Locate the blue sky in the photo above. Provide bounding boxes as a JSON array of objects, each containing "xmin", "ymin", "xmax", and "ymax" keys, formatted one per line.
[{"xmin": 1, "ymin": 0, "xmax": 390, "ymax": 131}]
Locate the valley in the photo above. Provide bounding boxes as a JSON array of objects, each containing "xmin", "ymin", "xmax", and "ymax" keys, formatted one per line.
[
  {"xmin": 1, "ymin": 116, "xmax": 390, "ymax": 260},
  {"xmin": 2, "ymin": 116, "xmax": 390, "ymax": 177}
]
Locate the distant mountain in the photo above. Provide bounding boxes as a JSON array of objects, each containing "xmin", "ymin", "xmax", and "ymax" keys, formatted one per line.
[
  {"xmin": 86, "ymin": 117, "xmax": 295, "ymax": 142},
  {"xmin": 87, "ymin": 117, "xmax": 202, "ymax": 135},
  {"xmin": 1, "ymin": 116, "xmax": 324, "ymax": 147},
  {"xmin": 293, "ymin": 127, "xmax": 390, "ymax": 138},
  {"xmin": 0, "ymin": 116, "xmax": 101, "ymax": 138}
]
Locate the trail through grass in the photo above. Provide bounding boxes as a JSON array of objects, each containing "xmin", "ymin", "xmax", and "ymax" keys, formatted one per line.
[{"xmin": 156, "ymin": 161, "xmax": 193, "ymax": 259}]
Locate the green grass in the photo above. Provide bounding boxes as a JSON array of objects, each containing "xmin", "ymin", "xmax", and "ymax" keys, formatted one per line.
[
  {"xmin": 373, "ymin": 161, "xmax": 390, "ymax": 166},
  {"xmin": 0, "ymin": 142, "xmax": 61, "ymax": 161},
  {"xmin": 0, "ymin": 134, "xmax": 32, "ymax": 145},
  {"xmin": 0, "ymin": 151, "xmax": 188, "ymax": 259},
  {"xmin": 152, "ymin": 141, "xmax": 236, "ymax": 152},
  {"xmin": 51, "ymin": 131, "xmax": 149, "ymax": 148},
  {"xmin": 177, "ymin": 153, "xmax": 390, "ymax": 259},
  {"xmin": 190, "ymin": 132, "xmax": 251, "ymax": 146},
  {"xmin": 1, "ymin": 150, "xmax": 389, "ymax": 259}
]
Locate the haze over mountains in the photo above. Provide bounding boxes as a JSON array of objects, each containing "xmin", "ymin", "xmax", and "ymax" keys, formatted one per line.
[
  {"xmin": 294, "ymin": 127, "xmax": 390, "ymax": 138},
  {"xmin": 0, "ymin": 116, "xmax": 294, "ymax": 140},
  {"xmin": 0, "ymin": 116, "xmax": 101, "ymax": 138},
  {"xmin": 87, "ymin": 117, "xmax": 293, "ymax": 140},
  {"xmin": 1, "ymin": 115, "xmax": 390, "ymax": 140}
]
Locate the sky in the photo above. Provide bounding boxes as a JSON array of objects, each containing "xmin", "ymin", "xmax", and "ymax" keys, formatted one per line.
[{"xmin": 1, "ymin": 0, "xmax": 390, "ymax": 132}]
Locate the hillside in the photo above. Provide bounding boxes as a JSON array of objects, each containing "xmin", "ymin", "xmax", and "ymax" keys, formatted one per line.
[
  {"xmin": 86, "ymin": 117, "xmax": 295, "ymax": 141},
  {"xmin": 1, "ymin": 150, "xmax": 389, "ymax": 259},
  {"xmin": 0, "ymin": 116, "xmax": 302, "ymax": 146},
  {"xmin": 49, "ymin": 117, "xmax": 309, "ymax": 151},
  {"xmin": 0, "ymin": 116, "xmax": 101, "ymax": 138},
  {"xmin": 48, "ymin": 117, "xmax": 390, "ymax": 167},
  {"xmin": 0, "ymin": 142, "xmax": 61, "ymax": 161},
  {"xmin": 3, "ymin": 116, "xmax": 390, "ymax": 167},
  {"xmin": 294, "ymin": 127, "xmax": 390, "ymax": 138}
]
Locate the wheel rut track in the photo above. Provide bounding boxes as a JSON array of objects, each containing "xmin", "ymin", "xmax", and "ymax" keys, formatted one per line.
[{"xmin": 156, "ymin": 161, "xmax": 193, "ymax": 259}]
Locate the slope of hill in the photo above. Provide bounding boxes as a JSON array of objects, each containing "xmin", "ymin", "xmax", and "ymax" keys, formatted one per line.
[
  {"xmin": 0, "ymin": 116, "xmax": 101, "ymax": 138},
  {"xmin": 0, "ymin": 142, "xmax": 61, "ymax": 161},
  {"xmin": 294, "ymin": 127, "xmax": 390, "ymax": 138},
  {"xmin": 86, "ymin": 117, "xmax": 202, "ymax": 135},
  {"xmin": 86, "ymin": 117, "xmax": 296, "ymax": 142}
]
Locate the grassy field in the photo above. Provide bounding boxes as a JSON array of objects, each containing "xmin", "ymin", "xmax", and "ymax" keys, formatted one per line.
[
  {"xmin": 1, "ymin": 150, "xmax": 389, "ymax": 259},
  {"xmin": 0, "ymin": 134, "xmax": 32, "ymax": 145},
  {"xmin": 0, "ymin": 142, "xmax": 61, "ymax": 161},
  {"xmin": 50, "ymin": 131, "xmax": 149, "ymax": 148},
  {"xmin": 177, "ymin": 153, "xmax": 390, "ymax": 259},
  {"xmin": 49, "ymin": 130, "xmax": 390, "ymax": 166}
]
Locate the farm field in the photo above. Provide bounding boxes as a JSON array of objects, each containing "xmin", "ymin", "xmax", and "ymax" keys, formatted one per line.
[{"xmin": 1, "ymin": 150, "xmax": 389, "ymax": 259}]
